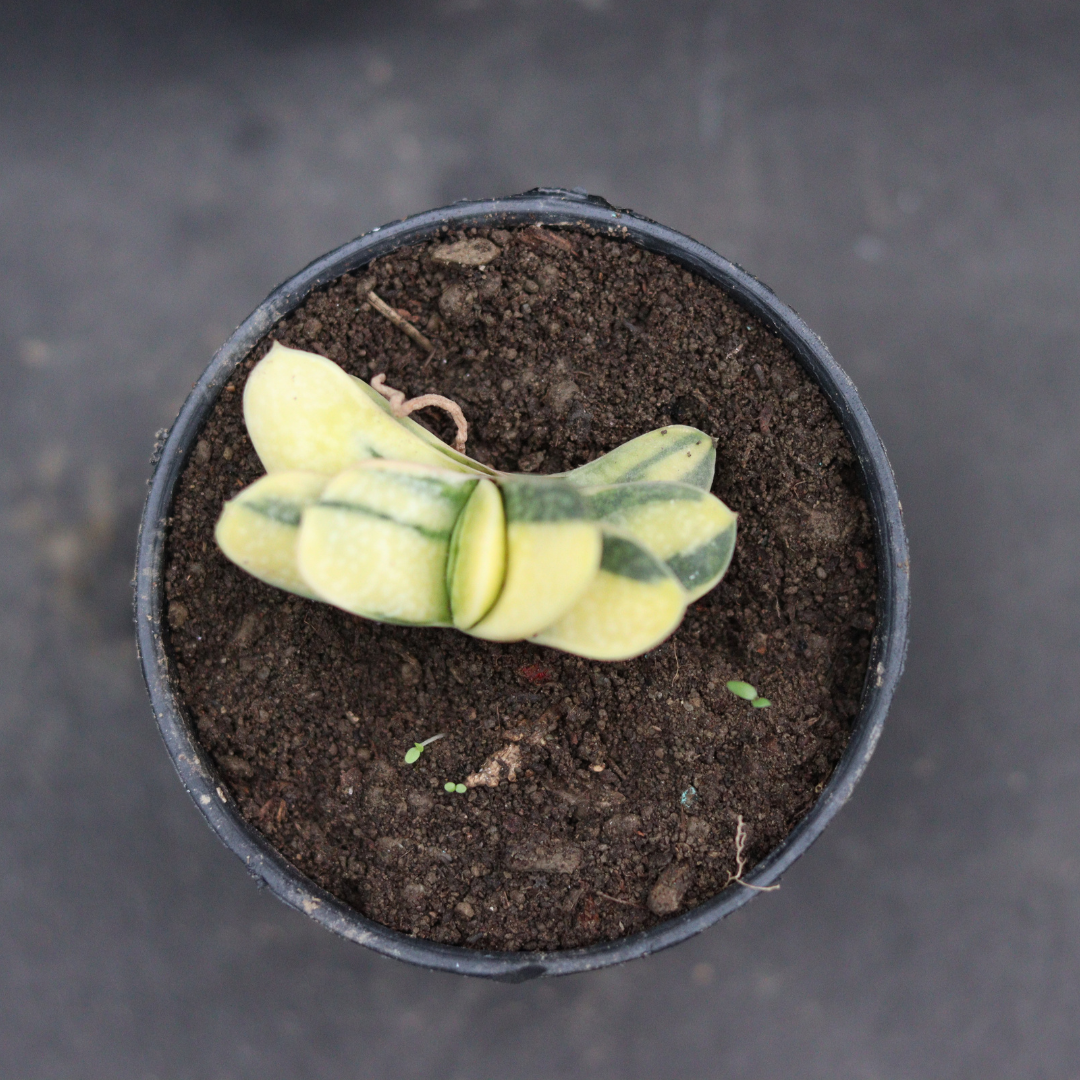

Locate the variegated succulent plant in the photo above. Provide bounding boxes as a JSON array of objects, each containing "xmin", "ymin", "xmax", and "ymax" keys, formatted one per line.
[{"xmin": 214, "ymin": 342, "xmax": 737, "ymax": 661}]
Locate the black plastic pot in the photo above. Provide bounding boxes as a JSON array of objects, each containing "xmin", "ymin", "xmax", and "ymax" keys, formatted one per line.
[{"xmin": 135, "ymin": 188, "xmax": 909, "ymax": 981}]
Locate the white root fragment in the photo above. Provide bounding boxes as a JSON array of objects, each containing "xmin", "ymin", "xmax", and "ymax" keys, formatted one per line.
[
  {"xmin": 367, "ymin": 289, "xmax": 435, "ymax": 353},
  {"xmin": 724, "ymin": 814, "xmax": 781, "ymax": 892},
  {"xmin": 371, "ymin": 372, "xmax": 469, "ymax": 453},
  {"xmin": 465, "ymin": 743, "xmax": 522, "ymax": 788}
]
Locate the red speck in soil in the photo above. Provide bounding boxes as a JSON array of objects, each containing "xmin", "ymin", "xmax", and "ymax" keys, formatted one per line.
[{"xmin": 518, "ymin": 664, "xmax": 551, "ymax": 684}]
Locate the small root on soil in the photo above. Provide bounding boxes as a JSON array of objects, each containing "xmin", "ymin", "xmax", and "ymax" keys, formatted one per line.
[
  {"xmin": 725, "ymin": 814, "xmax": 781, "ymax": 892},
  {"xmin": 371, "ymin": 372, "xmax": 469, "ymax": 453}
]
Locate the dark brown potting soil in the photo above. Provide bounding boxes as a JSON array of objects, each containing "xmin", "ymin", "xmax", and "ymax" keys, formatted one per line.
[{"xmin": 163, "ymin": 224, "xmax": 877, "ymax": 952}]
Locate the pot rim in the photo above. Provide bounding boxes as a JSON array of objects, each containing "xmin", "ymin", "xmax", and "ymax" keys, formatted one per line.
[{"xmin": 135, "ymin": 187, "xmax": 909, "ymax": 981}]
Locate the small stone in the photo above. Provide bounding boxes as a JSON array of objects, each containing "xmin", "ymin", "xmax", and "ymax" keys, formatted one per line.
[
  {"xmin": 375, "ymin": 836, "xmax": 407, "ymax": 864},
  {"xmin": 602, "ymin": 813, "xmax": 643, "ymax": 840},
  {"xmin": 193, "ymin": 440, "xmax": 211, "ymax": 466},
  {"xmin": 478, "ymin": 272, "xmax": 503, "ymax": 300},
  {"xmin": 233, "ymin": 611, "xmax": 262, "ymax": 648},
  {"xmin": 517, "ymin": 450, "xmax": 546, "ymax": 473},
  {"xmin": 506, "ymin": 839, "xmax": 584, "ymax": 874},
  {"xmin": 561, "ymin": 886, "xmax": 584, "ymax": 913},
  {"xmin": 402, "ymin": 882, "xmax": 426, "ymax": 906},
  {"xmin": 466, "ymin": 743, "xmax": 522, "ymax": 788},
  {"xmin": 219, "ymin": 754, "xmax": 253, "ymax": 780},
  {"xmin": 545, "ymin": 378, "xmax": 579, "ymax": 417},
  {"xmin": 407, "ymin": 790, "xmax": 433, "ymax": 814},
  {"xmin": 807, "ymin": 507, "xmax": 850, "ymax": 545},
  {"xmin": 523, "ymin": 278, "xmax": 540, "ymax": 294},
  {"xmin": 686, "ymin": 818, "xmax": 712, "ymax": 844},
  {"xmin": 169, "ymin": 602, "xmax": 189, "ymax": 628},
  {"xmin": 431, "ymin": 238, "xmax": 501, "ymax": 266},
  {"xmin": 455, "ymin": 900, "xmax": 476, "ymax": 919},
  {"xmin": 438, "ymin": 283, "xmax": 478, "ymax": 325},
  {"xmin": 339, "ymin": 767, "xmax": 363, "ymax": 796},
  {"xmin": 304, "ymin": 318, "xmax": 323, "ymax": 337},
  {"xmin": 537, "ymin": 263, "xmax": 560, "ymax": 291},
  {"xmin": 554, "ymin": 786, "xmax": 626, "ymax": 821},
  {"xmin": 648, "ymin": 862, "xmax": 694, "ymax": 915},
  {"xmin": 369, "ymin": 759, "xmax": 398, "ymax": 784}
]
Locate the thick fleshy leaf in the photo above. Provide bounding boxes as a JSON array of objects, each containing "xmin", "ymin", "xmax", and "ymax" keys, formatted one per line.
[
  {"xmin": 563, "ymin": 425, "xmax": 716, "ymax": 490},
  {"xmin": 214, "ymin": 471, "xmax": 329, "ymax": 597},
  {"xmin": 583, "ymin": 481, "xmax": 737, "ymax": 600},
  {"xmin": 446, "ymin": 477, "xmax": 507, "ymax": 629},
  {"xmin": 467, "ymin": 477, "xmax": 601, "ymax": 642},
  {"xmin": 297, "ymin": 461, "xmax": 477, "ymax": 625},
  {"xmin": 244, "ymin": 342, "xmax": 479, "ymax": 476},
  {"xmin": 532, "ymin": 532, "xmax": 688, "ymax": 660}
]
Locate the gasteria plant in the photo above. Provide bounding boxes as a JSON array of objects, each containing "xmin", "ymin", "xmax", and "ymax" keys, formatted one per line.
[{"xmin": 214, "ymin": 342, "xmax": 738, "ymax": 660}]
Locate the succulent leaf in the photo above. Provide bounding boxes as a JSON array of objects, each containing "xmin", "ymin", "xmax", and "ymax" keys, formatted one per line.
[
  {"xmin": 446, "ymin": 477, "xmax": 507, "ymax": 629},
  {"xmin": 467, "ymin": 477, "xmax": 602, "ymax": 642},
  {"xmin": 583, "ymin": 481, "xmax": 737, "ymax": 600},
  {"xmin": 532, "ymin": 532, "xmax": 688, "ymax": 660},
  {"xmin": 244, "ymin": 342, "xmax": 479, "ymax": 476},
  {"xmin": 214, "ymin": 471, "xmax": 329, "ymax": 598},
  {"xmin": 296, "ymin": 460, "xmax": 477, "ymax": 625},
  {"xmin": 562, "ymin": 425, "xmax": 716, "ymax": 490}
]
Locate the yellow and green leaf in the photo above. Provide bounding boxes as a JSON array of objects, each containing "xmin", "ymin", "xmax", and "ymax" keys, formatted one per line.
[
  {"xmin": 532, "ymin": 532, "xmax": 688, "ymax": 660},
  {"xmin": 563, "ymin": 425, "xmax": 716, "ymax": 490},
  {"xmin": 297, "ymin": 461, "xmax": 477, "ymax": 625},
  {"xmin": 467, "ymin": 477, "xmax": 602, "ymax": 642},
  {"xmin": 583, "ymin": 481, "xmax": 737, "ymax": 600},
  {"xmin": 446, "ymin": 477, "xmax": 506, "ymax": 629},
  {"xmin": 214, "ymin": 471, "xmax": 329, "ymax": 598},
  {"xmin": 244, "ymin": 342, "xmax": 479, "ymax": 476}
]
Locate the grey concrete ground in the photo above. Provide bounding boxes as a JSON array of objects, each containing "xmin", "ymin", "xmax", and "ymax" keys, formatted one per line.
[{"xmin": 2, "ymin": 0, "xmax": 1078, "ymax": 1076}]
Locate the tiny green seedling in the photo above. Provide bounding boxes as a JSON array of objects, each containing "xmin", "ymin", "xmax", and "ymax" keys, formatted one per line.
[
  {"xmin": 726, "ymin": 680, "xmax": 771, "ymax": 708},
  {"xmin": 444, "ymin": 781, "xmax": 467, "ymax": 794},
  {"xmin": 403, "ymin": 732, "xmax": 446, "ymax": 764}
]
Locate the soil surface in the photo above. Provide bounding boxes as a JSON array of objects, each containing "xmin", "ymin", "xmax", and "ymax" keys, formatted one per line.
[{"xmin": 163, "ymin": 225, "xmax": 877, "ymax": 952}]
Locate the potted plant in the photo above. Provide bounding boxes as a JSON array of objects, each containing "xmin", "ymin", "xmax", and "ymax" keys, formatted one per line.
[{"xmin": 136, "ymin": 188, "xmax": 908, "ymax": 980}]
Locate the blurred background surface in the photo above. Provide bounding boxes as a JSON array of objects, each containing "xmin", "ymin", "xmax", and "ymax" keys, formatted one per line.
[{"xmin": 2, "ymin": 1, "xmax": 1079, "ymax": 1076}]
